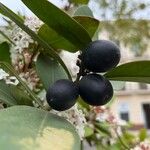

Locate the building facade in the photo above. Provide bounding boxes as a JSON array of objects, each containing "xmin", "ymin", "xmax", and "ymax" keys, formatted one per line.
[{"xmin": 108, "ymin": 36, "xmax": 150, "ymax": 130}]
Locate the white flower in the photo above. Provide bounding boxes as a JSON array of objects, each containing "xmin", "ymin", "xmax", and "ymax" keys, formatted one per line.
[
  {"xmin": 0, "ymin": 69, "xmax": 9, "ymax": 80},
  {"xmin": 24, "ymin": 17, "xmax": 43, "ymax": 33},
  {"xmin": 60, "ymin": 51, "xmax": 80, "ymax": 79},
  {"xmin": 4, "ymin": 16, "xmax": 42, "ymax": 65},
  {"xmin": 51, "ymin": 104, "xmax": 86, "ymax": 139},
  {"xmin": 0, "ymin": 68, "xmax": 19, "ymax": 85},
  {"xmin": 5, "ymin": 76, "xmax": 19, "ymax": 85}
]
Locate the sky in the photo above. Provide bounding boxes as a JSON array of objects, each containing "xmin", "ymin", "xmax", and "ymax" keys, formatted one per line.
[
  {"xmin": 0, "ymin": 0, "xmax": 63, "ymax": 14},
  {"xmin": 0, "ymin": 0, "xmax": 66, "ymax": 24},
  {"xmin": 0, "ymin": 0, "xmax": 150, "ymax": 24}
]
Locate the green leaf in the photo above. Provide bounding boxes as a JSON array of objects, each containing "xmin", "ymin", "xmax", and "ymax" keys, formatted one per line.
[
  {"xmin": 10, "ymin": 86, "xmax": 33, "ymax": 106},
  {"xmin": 139, "ymin": 128, "xmax": 147, "ymax": 141},
  {"xmin": 0, "ymin": 81, "xmax": 17, "ymax": 106},
  {"xmin": 122, "ymin": 132, "xmax": 135, "ymax": 144},
  {"xmin": 73, "ymin": 16, "xmax": 99, "ymax": 38},
  {"xmin": 0, "ymin": 42, "xmax": 10, "ymax": 63},
  {"xmin": 70, "ymin": 0, "xmax": 89, "ymax": 5},
  {"xmin": 36, "ymin": 53, "xmax": 67, "ymax": 91},
  {"xmin": 0, "ymin": 106, "xmax": 80, "ymax": 150},
  {"xmin": 0, "ymin": 2, "xmax": 72, "ymax": 80},
  {"xmin": 78, "ymin": 96, "xmax": 90, "ymax": 110},
  {"xmin": 22, "ymin": 0, "xmax": 92, "ymax": 49},
  {"xmin": 84, "ymin": 125, "xmax": 94, "ymax": 137},
  {"xmin": 107, "ymin": 144, "xmax": 122, "ymax": 150},
  {"xmin": 0, "ymin": 81, "xmax": 32, "ymax": 106},
  {"xmin": 38, "ymin": 16, "xmax": 99, "ymax": 52},
  {"xmin": 38, "ymin": 24, "xmax": 77, "ymax": 52},
  {"xmin": 74, "ymin": 5, "xmax": 93, "ymax": 17},
  {"xmin": 105, "ymin": 61, "xmax": 150, "ymax": 83},
  {"xmin": 95, "ymin": 122, "xmax": 111, "ymax": 136}
]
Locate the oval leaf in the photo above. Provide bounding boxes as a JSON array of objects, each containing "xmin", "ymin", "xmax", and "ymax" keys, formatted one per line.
[
  {"xmin": 105, "ymin": 61, "xmax": 150, "ymax": 83},
  {"xmin": 73, "ymin": 16, "xmax": 99, "ymax": 38},
  {"xmin": 36, "ymin": 54, "xmax": 67, "ymax": 90},
  {"xmin": 74, "ymin": 5, "xmax": 93, "ymax": 17},
  {"xmin": 0, "ymin": 106, "xmax": 80, "ymax": 150},
  {"xmin": 22, "ymin": 0, "xmax": 92, "ymax": 49},
  {"xmin": 38, "ymin": 16, "xmax": 99, "ymax": 52}
]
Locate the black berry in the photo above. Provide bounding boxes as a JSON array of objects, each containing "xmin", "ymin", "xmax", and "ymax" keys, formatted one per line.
[
  {"xmin": 81, "ymin": 40, "xmax": 121, "ymax": 73},
  {"xmin": 46, "ymin": 79, "xmax": 79, "ymax": 111},
  {"xmin": 79, "ymin": 74, "xmax": 113, "ymax": 106}
]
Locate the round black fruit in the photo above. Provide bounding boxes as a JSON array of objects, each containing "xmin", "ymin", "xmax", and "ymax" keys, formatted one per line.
[
  {"xmin": 46, "ymin": 79, "xmax": 79, "ymax": 111},
  {"xmin": 79, "ymin": 74, "xmax": 113, "ymax": 106},
  {"xmin": 81, "ymin": 40, "xmax": 121, "ymax": 72}
]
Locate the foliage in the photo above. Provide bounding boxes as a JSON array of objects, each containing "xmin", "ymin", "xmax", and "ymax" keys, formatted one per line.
[{"xmin": 0, "ymin": 0, "xmax": 149, "ymax": 150}]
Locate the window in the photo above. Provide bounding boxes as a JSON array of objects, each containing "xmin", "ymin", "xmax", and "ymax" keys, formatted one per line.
[
  {"xmin": 120, "ymin": 112, "xmax": 129, "ymax": 122},
  {"xmin": 143, "ymin": 104, "xmax": 150, "ymax": 129},
  {"xmin": 118, "ymin": 103, "xmax": 130, "ymax": 122}
]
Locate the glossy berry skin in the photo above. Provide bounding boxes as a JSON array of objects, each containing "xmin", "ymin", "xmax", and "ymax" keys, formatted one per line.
[
  {"xmin": 81, "ymin": 40, "xmax": 121, "ymax": 72},
  {"xmin": 46, "ymin": 79, "xmax": 79, "ymax": 111},
  {"xmin": 79, "ymin": 74, "xmax": 113, "ymax": 106}
]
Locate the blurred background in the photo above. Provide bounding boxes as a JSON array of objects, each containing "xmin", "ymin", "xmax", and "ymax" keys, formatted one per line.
[{"xmin": 0, "ymin": 0, "xmax": 150, "ymax": 149}]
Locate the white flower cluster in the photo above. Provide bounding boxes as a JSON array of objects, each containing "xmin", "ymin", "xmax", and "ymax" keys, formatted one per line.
[
  {"xmin": 5, "ymin": 17, "xmax": 43, "ymax": 65},
  {"xmin": 60, "ymin": 51, "xmax": 79, "ymax": 79},
  {"xmin": 3, "ymin": 17, "xmax": 43, "ymax": 90},
  {"xmin": 51, "ymin": 104, "xmax": 86, "ymax": 139},
  {"xmin": 94, "ymin": 106, "xmax": 127, "ymax": 126},
  {"xmin": 0, "ymin": 68, "xmax": 19, "ymax": 85},
  {"xmin": 24, "ymin": 17, "xmax": 43, "ymax": 33},
  {"xmin": 19, "ymin": 71, "xmax": 40, "ymax": 90},
  {"xmin": 131, "ymin": 140, "xmax": 150, "ymax": 150}
]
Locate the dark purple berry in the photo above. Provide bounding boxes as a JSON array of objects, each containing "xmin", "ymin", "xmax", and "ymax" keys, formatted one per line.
[
  {"xmin": 81, "ymin": 40, "xmax": 121, "ymax": 73},
  {"xmin": 46, "ymin": 79, "xmax": 79, "ymax": 111},
  {"xmin": 79, "ymin": 74, "xmax": 113, "ymax": 106}
]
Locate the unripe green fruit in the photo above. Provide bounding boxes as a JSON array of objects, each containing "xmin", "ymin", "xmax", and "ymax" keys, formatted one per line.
[
  {"xmin": 81, "ymin": 40, "xmax": 121, "ymax": 73},
  {"xmin": 79, "ymin": 74, "xmax": 113, "ymax": 106},
  {"xmin": 46, "ymin": 79, "xmax": 79, "ymax": 111}
]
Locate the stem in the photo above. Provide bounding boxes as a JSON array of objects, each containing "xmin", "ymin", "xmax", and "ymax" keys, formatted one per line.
[
  {"xmin": 0, "ymin": 62, "xmax": 44, "ymax": 109},
  {"xmin": 114, "ymin": 128, "xmax": 130, "ymax": 150}
]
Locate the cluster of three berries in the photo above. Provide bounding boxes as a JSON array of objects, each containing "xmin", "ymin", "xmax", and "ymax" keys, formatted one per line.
[{"xmin": 46, "ymin": 40, "xmax": 121, "ymax": 111}]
